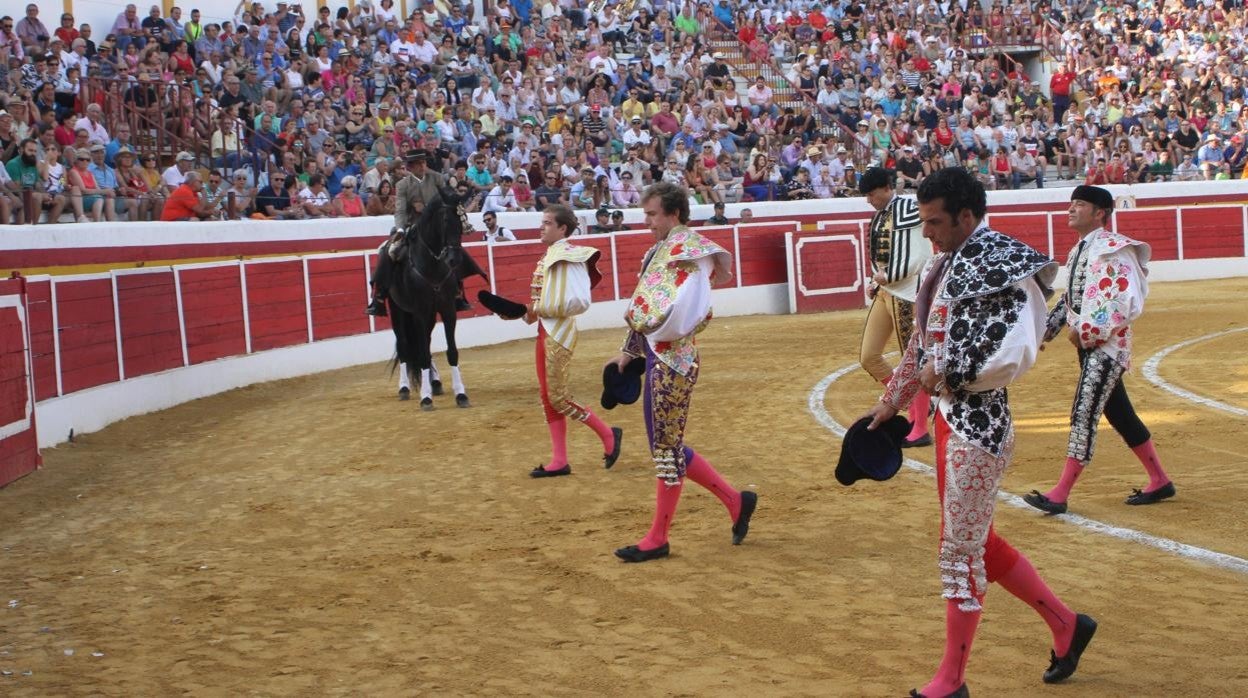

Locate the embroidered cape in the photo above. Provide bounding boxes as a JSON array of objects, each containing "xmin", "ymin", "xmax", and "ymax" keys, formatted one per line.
[{"xmin": 622, "ymin": 227, "xmax": 733, "ymax": 376}]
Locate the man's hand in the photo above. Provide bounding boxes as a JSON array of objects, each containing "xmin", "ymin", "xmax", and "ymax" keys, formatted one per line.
[
  {"xmin": 919, "ymin": 360, "xmax": 943, "ymax": 396},
  {"xmin": 1067, "ymin": 326, "xmax": 1080, "ymax": 347},
  {"xmin": 863, "ymin": 401, "xmax": 899, "ymax": 430},
  {"xmin": 523, "ymin": 303, "xmax": 537, "ymax": 325},
  {"xmin": 872, "ymin": 271, "xmax": 887, "ymax": 285},
  {"xmin": 605, "ymin": 352, "xmax": 633, "ymax": 372}
]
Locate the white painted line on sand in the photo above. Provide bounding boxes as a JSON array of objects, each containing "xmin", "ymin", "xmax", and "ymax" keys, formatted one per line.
[
  {"xmin": 808, "ymin": 363, "xmax": 1248, "ymax": 576},
  {"xmin": 1142, "ymin": 327, "xmax": 1248, "ymax": 418}
]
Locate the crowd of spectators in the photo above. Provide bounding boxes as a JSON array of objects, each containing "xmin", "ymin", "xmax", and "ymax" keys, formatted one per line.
[{"xmin": 1, "ymin": 0, "xmax": 1247, "ymax": 224}]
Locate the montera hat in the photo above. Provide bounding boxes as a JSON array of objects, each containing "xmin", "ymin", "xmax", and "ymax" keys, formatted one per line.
[
  {"xmin": 476, "ymin": 290, "xmax": 528, "ymax": 320},
  {"xmin": 600, "ymin": 356, "xmax": 646, "ymax": 410},
  {"xmin": 835, "ymin": 415, "xmax": 912, "ymax": 486},
  {"xmin": 858, "ymin": 166, "xmax": 895, "ymax": 195},
  {"xmin": 1070, "ymin": 184, "xmax": 1114, "ymax": 212}
]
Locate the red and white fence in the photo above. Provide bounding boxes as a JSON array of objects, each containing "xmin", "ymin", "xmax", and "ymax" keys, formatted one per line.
[
  {"xmin": 0, "ymin": 277, "xmax": 41, "ymax": 487},
  {"xmin": 3, "ymin": 200, "xmax": 1247, "ymax": 485},
  {"xmin": 786, "ymin": 204, "xmax": 1248, "ymax": 314}
]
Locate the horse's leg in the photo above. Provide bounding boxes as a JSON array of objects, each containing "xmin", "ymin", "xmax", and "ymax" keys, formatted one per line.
[
  {"xmin": 417, "ymin": 314, "xmax": 435, "ymax": 411},
  {"xmin": 443, "ymin": 305, "xmax": 470, "ymax": 408},
  {"xmin": 430, "ymin": 357, "xmax": 444, "ymax": 396},
  {"xmin": 398, "ymin": 361, "xmax": 411, "ymax": 400}
]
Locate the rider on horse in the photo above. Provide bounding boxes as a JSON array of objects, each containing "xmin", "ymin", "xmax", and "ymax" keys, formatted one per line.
[{"xmin": 366, "ymin": 150, "xmax": 485, "ymax": 316}]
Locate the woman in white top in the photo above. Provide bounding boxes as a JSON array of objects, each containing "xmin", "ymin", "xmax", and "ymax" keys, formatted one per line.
[{"xmin": 375, "ymin": 0, "xmax": 397, "ymax": 23}]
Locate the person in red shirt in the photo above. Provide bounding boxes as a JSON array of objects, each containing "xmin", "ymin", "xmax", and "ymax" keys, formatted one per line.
[
  {"xmin": 1105, "ymin": 155, "xmax": 1126, "ymax": 184},
  {"xmin": 808, "ymin": 8, "xmax": 828, "ymax": 30},
  {"xmin": 160, "ymin": 171, "xmax": 215, "ymax": 221},
  {"xmin": 1085, "ymin": 158, "xmax": 1109, "ymax": 185},
  {"xmin": 1050, "ymin": 63, "xmax": 1077, "ymax": 123}
]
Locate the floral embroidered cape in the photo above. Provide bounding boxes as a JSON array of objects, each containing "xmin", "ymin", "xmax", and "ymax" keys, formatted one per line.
[
  {"xmin": 1045, "ymin": 228, "xmax": 1149, "ymax": 368},
  {"xmin": 622, "ymin": 227, "xmax": 733, "ymax": 376}
]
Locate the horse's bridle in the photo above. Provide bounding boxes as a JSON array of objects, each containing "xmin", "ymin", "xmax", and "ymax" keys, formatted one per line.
[{"xmin": 408, "ymin": 204, "xmax": 466, "ymax": 292}]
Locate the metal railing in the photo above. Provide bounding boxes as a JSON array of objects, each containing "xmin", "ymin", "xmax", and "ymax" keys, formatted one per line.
[
  {"xmin": 705, "ymin": 15, "xmax": 854, "ymax": 150},
  {"xmin": 86, "ymin": 76, "xmax": 207, "ymax": 167}
]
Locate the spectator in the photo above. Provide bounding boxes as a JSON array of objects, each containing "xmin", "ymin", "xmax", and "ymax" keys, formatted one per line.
[
  {"xmin": 254, "ymin": 171, "xmax": 299, "ymax": 219},
  {"xmin": 706, "ymin": 201, "xmax": 729, "ymax": 225},
  {"xmin": 222, "ymin": 169, "xmax": 255, "ymax": 220},
  {"xmin": 587, "ymin": 207, "xmax": 613, "ymax": 234},
  {"xmin": 482, "ymin": 173, "xmax": 518, "ymax": 213},
  {"xmin": 86, "ymin": 143, "xmax": 121, "ymax": 220},
  {"xmin": 66, "ymin": 148, "xmax": 109, "ymax": 222},
  {"xmin": 298, "ymin": 173, "xmax": 334, "ymax": 217},
  {"xmin": 365, "ymin": 178, "xmax": 396, "ymax": 217},
  {"xmin": 480, "ymin": 210, "xmax": 516, "ymax": 243},
  {"xmin": 163, "ymin": 150, "xmax": 195, "ymax": 189},
  {"xmin": 160, "ymin": 170, "xmax": 214, "ymax": 221},
  {"xmin": 333, "ymin": 175, "xmax": 365, "ymax": 217}
]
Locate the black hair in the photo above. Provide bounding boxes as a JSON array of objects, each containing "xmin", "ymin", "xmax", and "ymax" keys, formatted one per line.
[
  {"xmin": 641, "ymin": 181, "xmax": 690, "ymax": 224},
  {"xmin": 916, "ymin": 167, "xmax": 986, "ymax": 221}
]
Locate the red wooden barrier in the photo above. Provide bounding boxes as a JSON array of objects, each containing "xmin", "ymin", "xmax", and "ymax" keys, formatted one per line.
[
  {"xmin": 613, "ymin": 232, "xmax": 657, "ymax": 293},
  {"xmin": 1116, "ymin": 209, "xmax": 1180, "ymax": 262},
  {"xmin": 1049, "ymin": 211, "xmax": 1085, "ymax": 262},
  {"xmin": 487, "ymin": 242, "xmax": 542, "ymax": 308},
  {"xmin": 1177, "ymin": 207, "xmax": 1245, "ymax": 260},
  {"xmin": 0, "ymin": 277, "xmax": 40, "ymax": 487},
  {"xmin": 987, "ymin": 213, "xmax": 1051, "ymax": 258},
  {"xmin": 736, "ymin": 221, "xmax": 798, "ymax": 286},
  {"xmin": 56, "ymin": 277, "xmax": 120, "ymax": 394},
  {"xmin": 307, "ymin": 257, "xmax": 371, "ymax": 342},
  {"xmin": 245, "ymin": 260, "xmax": 309, "ymax": 352},
  {"xmin": 180, "ymin": 265, "xmax": 247, "ymax": 364},
  {"xmin": 116, "ymin": 271, "xmax": 183, "ymax": 378},
  {"xmin": 789, "ymin": 227, "xmax": 868, "ymax": 313},
  {"xmin": 23, "ymin": 278, "xmax": 58, "ymax": 401}
]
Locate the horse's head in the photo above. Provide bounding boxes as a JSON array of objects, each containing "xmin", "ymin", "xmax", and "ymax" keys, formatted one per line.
[{"xmin": 408, "ymin": 189, "xmax": 469, "ymax": 281}]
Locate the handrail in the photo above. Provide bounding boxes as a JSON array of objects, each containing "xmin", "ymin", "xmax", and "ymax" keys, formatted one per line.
[
  {"xmin": 86, "ymin": 76, "xmax": 207, "ymax": 167},
  {"xmin": 704, "ymin": 14, "xmax": 854, "ymax": 150}
]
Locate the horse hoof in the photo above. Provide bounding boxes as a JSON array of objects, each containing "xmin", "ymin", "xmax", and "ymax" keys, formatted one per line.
[
  {"xmin": 456, "ymin": 393, "xmax": 470, "ymax": 408},
  {"xmin": 398, "ymin": 387, "xmax": 411, "ymax": 401},
  {"xmin": 431, "ymin": 379, "xmax": 444, "ymax": 396},
  {"xmin": 420, "ymin": 398, "xmax": 434, "ymax": 411}
]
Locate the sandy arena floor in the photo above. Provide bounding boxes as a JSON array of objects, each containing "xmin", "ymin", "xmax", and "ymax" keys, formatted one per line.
[{"xmin": 1, "ymin": 278, "xmax": 1246, "ymax": 697}]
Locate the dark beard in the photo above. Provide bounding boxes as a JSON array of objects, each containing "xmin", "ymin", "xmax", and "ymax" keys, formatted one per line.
[{"xmin": 21, "ymin": 153, "xmax": 37, "ymax": 166}]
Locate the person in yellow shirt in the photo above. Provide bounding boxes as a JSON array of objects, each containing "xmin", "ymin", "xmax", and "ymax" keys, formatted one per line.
[
  {"xmin": 478, "ymin": 105, "xmax": 502, "ymax": 137},
  {"xmin": 546, "ymin": 106, "xmax": 568, "ymax": 137}
]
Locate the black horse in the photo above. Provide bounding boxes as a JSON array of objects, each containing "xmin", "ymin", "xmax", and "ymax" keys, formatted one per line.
[{"xmin": 387, "ymin": 188, "xmax": 486, "ymax": 410}]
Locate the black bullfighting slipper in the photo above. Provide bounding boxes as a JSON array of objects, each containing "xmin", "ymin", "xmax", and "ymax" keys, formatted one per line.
[
  {"xmin": 732, "ymin": 491, "xmax": 758, "ymax": 545},
  {"xmin": 1125, "ymin": 482, "xmax": 1176, "ymax": 506},
  {"xmin": 1043, "ymin": 613, "xmax": 1098, "ymax": 684},
  {"xmin": 614, "ymin": 543, "xmax": 670, "ymax": 562},
  {"xmin": 1023, "ymin": 490, "xmax": 1068, "ymax": 515},
  {"xmin": 529, "ymin": 464, "xmax": 571, "ymax": 478},
  {"xmin": 901, "ymin": 434, "xmax": 933, "ymax": 448},
  {"xmin": 908, "ymin": 684, "xmax": 969, "ymax": 698},
  {"xmin": 603, "ymin": 427, "xmax": 624, "ymax": 469}
]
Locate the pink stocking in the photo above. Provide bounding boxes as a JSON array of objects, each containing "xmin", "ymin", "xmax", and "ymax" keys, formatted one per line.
[
  {"xmin": 920, "ymin": 600, "xmax": 980, "ymax": 697},
  {"xmin": 907, "ymin": 389, "xmax": 930, "ymax": 440},
  {"xmin": 1131, "ymin": 440, "xmax": 1171, "ymax": 491},
  {"xmin": 995, "ymin": 552, "xmax": 1077, "ymax": 655},
  {"xmin": 638, "ymin": 479, "xmax": 683, "ymax": 551},
  {"xmin": 544, "ymin": 417, "xmax": 568, "ymax": 471},
  {"xmin": 582, "ymin": 410, "xmax": 616, "ymax": 452},
  {"xmin": 684, "ymin": 450, "xmax": 742, "ymax": 521},
  {"xmin": 1044, "ymin": 457, "xmax": 1084, "ymax": 503}
]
